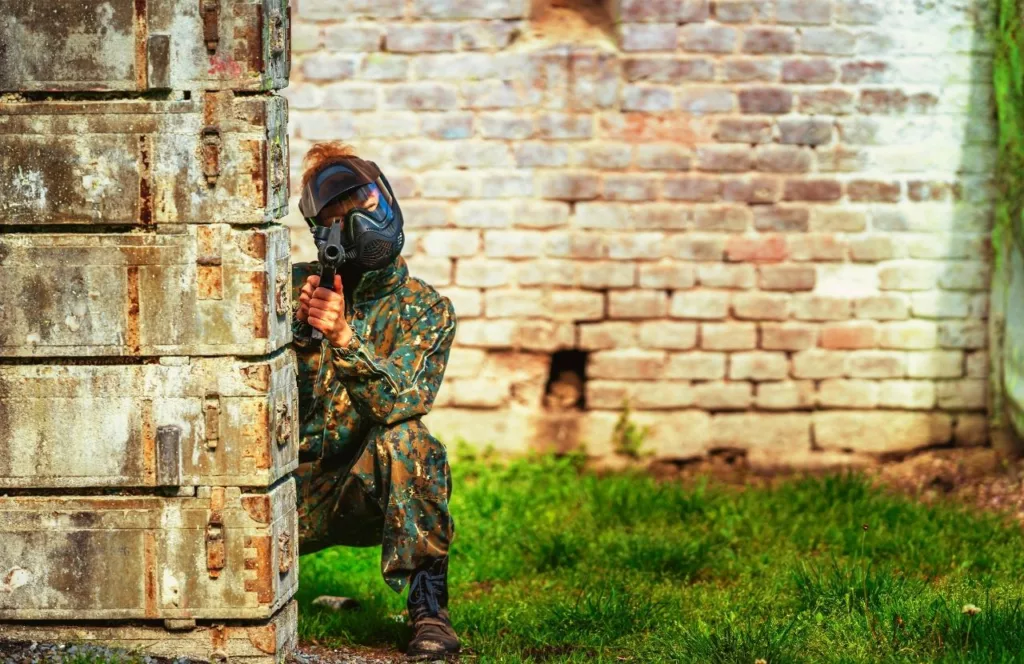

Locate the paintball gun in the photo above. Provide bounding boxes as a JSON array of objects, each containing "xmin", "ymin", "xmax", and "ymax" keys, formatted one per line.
[{"xmin": 307, "ymin": 220, "xmax": 356, "ymax": 341}]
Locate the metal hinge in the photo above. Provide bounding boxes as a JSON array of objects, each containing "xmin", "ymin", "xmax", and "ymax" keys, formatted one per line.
[
  {"xmin": 204, "ymin": 395, "xmax": 220, "ymax": 451},
  {"xmin": 275, "ymin": 400, "xmax": 292, "ymax": 449},
  {"xmin": 155, "ymin": 424, "xmax": 182, "ymax": 487},
  {"xmin": 206, "ymin": 487, "xmax": 226, "ymax": 579},
  {"xmin": 201, "ymin": 126, "xmax": 222, "ymax": 186},
  {"xmin": 201, "ymin": 0, "xmax": 220, "ymax": 53}
]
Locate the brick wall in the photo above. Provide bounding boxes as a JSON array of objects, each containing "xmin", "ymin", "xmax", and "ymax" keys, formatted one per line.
[{"xmin": 281, "ymin": 0, "xmax": 996, "ymax": 467}]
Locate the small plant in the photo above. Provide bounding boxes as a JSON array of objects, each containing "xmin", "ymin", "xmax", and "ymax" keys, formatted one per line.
[{"xmin": 612, "ymin": 399, "xmax": 651, "ymax": 459}]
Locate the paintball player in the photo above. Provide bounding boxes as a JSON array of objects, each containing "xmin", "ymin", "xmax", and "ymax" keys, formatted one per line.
[{"xmin": 290, "ymin": 141, "xmax": 460, "ymax": 660}]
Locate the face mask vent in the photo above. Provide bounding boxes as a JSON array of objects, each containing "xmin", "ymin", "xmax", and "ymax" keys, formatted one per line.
[{"xmin": 361, "ymin": 239, "xmax": 394, "ymax": 265}]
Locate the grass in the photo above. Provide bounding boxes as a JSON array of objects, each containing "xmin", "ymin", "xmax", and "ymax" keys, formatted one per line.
[{"xmin": 296, "ymin": 452, "xmax": 1024, "ymax": 663}]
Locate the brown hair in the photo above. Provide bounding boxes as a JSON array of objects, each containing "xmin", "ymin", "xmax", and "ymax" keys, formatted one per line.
[{"xmin": 299, "ymin": 141, "xmax": 359, "ymax": 192}]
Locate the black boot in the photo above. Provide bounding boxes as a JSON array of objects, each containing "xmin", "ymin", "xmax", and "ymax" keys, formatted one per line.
[{"xmin": 405, "ymin": 557, "xmax": 460, "ymax": 660}]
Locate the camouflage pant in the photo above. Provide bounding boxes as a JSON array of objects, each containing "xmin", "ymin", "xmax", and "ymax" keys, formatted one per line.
[{"xmin": 294, "ymin": 418, "xmax": 454, "ymax": 594}]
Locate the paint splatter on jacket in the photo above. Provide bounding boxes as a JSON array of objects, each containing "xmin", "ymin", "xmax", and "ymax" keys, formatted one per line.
[{"xmin": 290, "ymin": 256, "xmax": 457, "ymax": 462}]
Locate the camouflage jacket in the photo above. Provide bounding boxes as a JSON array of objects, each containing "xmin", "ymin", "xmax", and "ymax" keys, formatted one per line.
[{"xmin": 290, "ymin": 256, "xmax": 457, "ymax": 463}]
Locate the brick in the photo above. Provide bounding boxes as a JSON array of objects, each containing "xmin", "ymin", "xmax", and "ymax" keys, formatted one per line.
[
  {"xmin": 679, "ymin": 0, "xmax": 712, "ymax": 21},
  {"xmin": 359, "ymin": 54, "xmax": 409, "ymax": 81},
  {"xmin": 399, "ymin": 200, "xmax": 449, "ymax": 229},
  {"xmin": 602, "ymin": 175, "xmax": 660, "ymax": 202},
  {"xmin": 714, "ymin": 0, "xmax": 766, "ymax": 22},
  {"xmin": 420, "ymin": 113, "xmax": 474, "ymax": 140},
  {"xmin": 711, "ymin": 413, "xmax": 812, "ymax": 451},
  {"xmin": 665, "ymin": 352, "xmax": 727, "ymax": 379},
  {"xmin": 854, "ymin": 295, "xmax": 910, "ymax": 320},
  {"xmin": 798, "ymin": 89, "xmax": 857, "ymax": 114},
  {"xmin": 878, "ymin": 321, "xmax": 938, "ymax": 350},
  {"xmin": 584, "ymin": 381, "xmax": 637, "ymax": 410},
  {"xmin": 539, "ymin": 173, "xmax": 600, "ymax": 201},
  {"xmin": 386, "ymin": 25, "xmax": 456, "ymax": 53},
  {"xmin": 848, "ymin": 180, "xmax": 901, "ymax": 203},
  {"xmin": 484, "ymin": 230, "xmax": 545, "ymax": 258},
  {"xmin": 937, "ymin": 380, "xmax": 987, "ymax": 410},
  {"xmin": 301, "ymin": 53, "xmax": 359, "ymax": 81},
  {"xmin": 782, "ymin": 59, "xmax": 839, "ymax": 84},
  {"xmin": 730, "ymin": 351, "xmax": 789, "ymax": 381},
  {"xmin": 793, "ymin": 296, "xmax": 852, "ymax": 321},
  {"xmin": 759, "ymin": 265, "xmax": 816, "ymax": 291},
  {"xmin": 695, "ymin": 206, "xmax": 752, "ymax": 232},
  {"xmin": 695, "ymin": 382, "xmax": 753, "ymax": 410},
  {"xmin": 638, "ymin": 263, "xmax": 697, "ymax": 289},
  {"xmin": 939, "ymin": 261, "xmax": 990, "ymax": 291},
  {"xmin": 450, "ymin": 378, "xmax": 510, "ymax": 408},
  {"xmin": 722, "ymin": 58, "xmax": 781, "ymax": 83},
  {"xmin": 632, "ymin": 382, "xmax": 697, "ymax": 409},
  {"xmin": 680, "ymin": 24, "xmax": 739, "ymax": 53},
  {"xmin": 845, "ymin": 351, "xmax": 905, "ymax": 379},
  {"xmin": 623, "ymin": 85, "xmax": 675, "ymax": 112},
  {"xmin": 906, "ymin": 351, "xmax": 964, "ymax": 378},
  {"xmin": 608, "ymin": 232, "xmax": 671, "ymax": 259},
  {"xmin": 579, "ymin": 262, "xmax": 637, "ymax": 289},
  {"xmin": 422, "ymin": 230, "xmax": 480, "ymax": 257},
  {"xmin": 517, "ymin": 260, "xmax": 577, "ymax": 288},
  {"xmin": 835, "ymin": 0, "xmax": 884, "ymax": 24},
  {"xmin": 536, "ymin": 113, "xmax": 593, "ymax": 140},
  {"xmin": 701, "ymin": 323, "xmax": 757, "ymax": 350},
  {"xmin": 323, "ymin": 24, "xmax": 383, "ymax": 52},
  {"xmin": 698, "ymin": 264, "xmax": 757, "ymax": 289},
  {"xmin": 455, "ymin": 319, "xmax": 516, "ymax": 348},
  {"xmin": 608, "ymin": 290, "xmax": 669, "ymax": 319},
  {"xmin": 723, "ymin": 177, "xmax": 783, "ymax": 204},
  {"xmin": 515, "ymin": 142, "xmax": 568, "ymax": 168},
  {"xmin": 755, "ymin": 146, "xmax": 813, "ymax": 173},
  {"xmin": 725, "ymin": 235, "xmax": 787, "ymax": 263},
  {"xmin": 783, "ymin": 179, "xmax": 842, "ymax": 202},
  {"xmin": 622, "ymin": 57, "xmax": 716, "ymax": 83},
  {"xmin": 754, "ymin": 206, "xmax": 810, "ymax": 232},
  {"xmin": 966, "ymin": 352, "xmax": 989, "ymax": 379},
  {"xmin": 455, "ymin": 20, "xmax": 521, "ymax": 50},
  {"xmin": 859, "ymin": 89, "xmax": 939, "ymax": 115},
  {"xmin": 816, "ymin": 146, "xmax": 868, "ymax": 172},
  {"xmin": 714, "ymin": 118, "xmax": 772, "ymax": 143},
  {"xmin": 454, "ymin": 201, "xmax": 514, "ymax": 229},
  {"xmin": 412, "ymin": 0, "xmax": 528, "ymax": 19},
  {"xmin": 787, "ymin": 234, "xmax": 848, "ymax": 261},
  {"xmin": 800, "ymin": 28, "xmax": 856, "ymax": 55},
  {"xmin": 670, "ymin": 290, "xmax": 731, "ymax": 319},
  {"xmin": 738, "ymin": 88, "xmax": 793, "ymax": 114},
  {"xmin": 405, "ymin": 256, "xmax": 453, "ymax": 287},
  {"xmin": 840, "ymin": 61, "xmax": 891, "ymax": 85},
  {"xmin": 778, "ymin": 118, "xmax": 833, "ymax": 146},
  {"xmin": 849, "ymin": 236, "xmax": 896, "ymax": 262},
  {"xmin": 757, "ymin": 381, "xmax": 816, "ymax": 410},
  {"xmin": 878, "ymin": 381, "xmax": 936, "ymax": 409},
  {"xmin": 732, "ymin": 293, "xmax": 789, "ymax": 320},
  {"xmin": 470, "ymin": 113, "xmax": 530, "ymax": 140},
  {"xmin": 954, "ymin": 414, "xmax": 988, "ymax": 447},
  {"xmin": 761, "ymin": 323, "xmax": 817, "ymax": 350},
  {"xmin": 663, "ymin": 176, "xmax": 721, "ymax": 202},
  {"xmin": 291, "ymin": 22, "xmax": 321, "ymax": 52},
  {"xmin": 513, "ymin": 201, "xmax": 571, "ymax": 229},
  {"xmin": 455, "ymin": 259, "xmax": 513, "ymax": 289},
  {"xmin": 878, "ymin": 261, "xmax": 940, "ymax": 291},
  {"xmin": 571, "ymin": 143, "xmax": 634, "ymax": 170},
  {"xmin": 420, "ymin": 171, "xmax": 476, "ymax": 198},
  {"xmin": 549, "ymin": 291, "xmax": 605, "ymax": 321},
  {"xmin": 777, "ymin": 0, "xmax": 831, "ymax": 23},
  {"xmin": 303, "ymin": 0, "xmax": 404, "ymax": 19},
  {"xmin": 696, "ymin": 146, "xmax": 753, "ymax": 172},
  {"xmin": 485, "ymin": 289, "xmax": 545, "ymax": 318},
  {"xmin": 619, "ymin": 24, "xmax": 679, "ymax": 52},
  {"xmin": 383, "ymin": 83, "xmax": 458, "ymax": 111},
  {"xmin": 814, "ymin": 411, "xmax": 952, "ymax": 454},
  {"xmin": 678, "ymin": 88, "xmax": 736, "ymax": 114},
  {"xmin": 908, "ymin": 180, "xmax": 958, "ymax": 202},
  {"xmin": 742, "ymin": 28, "xmax": 797, "ymax": 54},
  {"xmin": 821, "ymin": 322, "xmax": 878, "ymax": 349},
  {"xmin": 670, "ymin": 234, "xmax": 727, "ymax": 261},
  {"xmin": 810, "ymin": 208, "xmax": 866, "ymax": 232},
  {"xmin": 444, "ymin": 347, "xmax": 488, "ymax": 379},
  {"xmin": 578, "ymin": 322, "xmax": 639, "ymax": 350},
  {"xmin": 634, "ymin": 143, "xmax": 694, "ymax": 170},
  {"xmin": 588, "ymin": 349, "xmax": 667, "ymax": 380},
  {"xmin": 638, "ymin": 322, "xmax": 699, "ymax": 350},
  {"xmin": 462, "ymin": 80, "xmax": 529, "ymax": 109},
  {"xmin": 819, "ymin": 379, "xmax": 878, "ymax": 408},
  {"xmin": 793, "ymin": 350, "xmax": 847, "ymax": 379}
]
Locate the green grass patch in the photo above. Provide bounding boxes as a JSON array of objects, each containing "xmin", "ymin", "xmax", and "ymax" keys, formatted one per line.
[{"xmin": 298, "ymin": 454, "xmax": 1024, "ymax": 663}]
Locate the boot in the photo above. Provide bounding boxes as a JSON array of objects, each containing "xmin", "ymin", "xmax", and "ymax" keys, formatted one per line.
[{"xmin": 405, "ymin": 558, "xmax": 460, "ymax": 660}]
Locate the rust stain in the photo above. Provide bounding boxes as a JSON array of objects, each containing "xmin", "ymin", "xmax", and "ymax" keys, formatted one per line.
[
  {"xmin": 240, "ymin": 364, "xmax": 272, "ymax": 392},
  {"xmin": 210, "ymin": 625, "xmax": 228, "ymax": 652},
  {"xmin": 144, "ymin": 530, "xmax": 157, "ymax": 617},
  {"xmin": 243, "ymin": 536, "xmax": 274, "ymax": 604},
  {"xmin": 197, "ymin": 265, "xmax": 224, "ymax": 300},
  {"xmin": 138, "ymin": 136, "xmax": 153, "ymax": 225},
  {"xmin": 248, "ymin": 623, "xmax": 277, "ymax": 655},
  {"xmin": 243, "ymin": 402, "xmax": 272, "ymax": 470},
  {"xmin": 133, "ymin": 0, "xmax": 149, "ymax": 90},
  {"xmin": 243, "ymin": 139, "xmax": 266, "ymax": 209},
  {"xmin": 242, "ymin": 272, "xmax": 270, "ymax": 339},
  {"xmin": 125, "ymin": 266, "xmax": 141, "ymax": 355},
  {"xmin": 238, "ymin": 232, "xmax": 268, "ymax": 260},
  {"xmin": 142, "ymin": 398, "xmax": 156, "ymax": 484},
  {"xmin": 240, "ymin": 495, "xmax": 271, "ymax": 524}
]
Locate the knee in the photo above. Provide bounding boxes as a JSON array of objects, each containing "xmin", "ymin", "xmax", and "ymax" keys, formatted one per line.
[{"xmin": 367, "ymin": 419, "xmax": 448, "ymax": 466}]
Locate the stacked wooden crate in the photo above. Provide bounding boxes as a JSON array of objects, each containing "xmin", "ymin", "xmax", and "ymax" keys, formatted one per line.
[{"xmin": 0, "ymin": 2, "xmax": 298, "ymax": 661}]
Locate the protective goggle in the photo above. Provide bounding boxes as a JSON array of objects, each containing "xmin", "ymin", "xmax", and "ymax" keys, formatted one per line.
[{"xmin": 303, "ymin": 180, "xmax": 393, "ymax": 231}]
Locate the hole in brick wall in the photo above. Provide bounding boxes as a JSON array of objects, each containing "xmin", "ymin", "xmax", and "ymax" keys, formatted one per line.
[
  {"xmin": 543, "ymin": 350, "xmax": 588, "ymax": 410},
  {"xmin": 528, "ymin": 0, "xmax": 615, "ymax": 44}
]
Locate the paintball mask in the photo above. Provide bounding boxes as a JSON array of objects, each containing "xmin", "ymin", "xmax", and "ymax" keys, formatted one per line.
[{"xmin": 298, "ymin": 157, "xmax": 406, "ymax": 274}]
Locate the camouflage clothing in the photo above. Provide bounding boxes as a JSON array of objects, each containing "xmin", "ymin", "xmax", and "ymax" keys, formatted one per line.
[{"xmin": 290, "ymin": 256, "xmax": 457, "ymax": 593}]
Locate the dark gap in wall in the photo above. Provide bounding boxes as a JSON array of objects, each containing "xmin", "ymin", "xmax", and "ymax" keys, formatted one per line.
[{"xmin": 543, "ymin": 349, "xmax": 588, "ymax": 410}]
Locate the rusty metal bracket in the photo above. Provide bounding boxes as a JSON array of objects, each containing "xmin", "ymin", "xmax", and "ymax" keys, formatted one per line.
[
  {"xmin": 274, "ymin": 270, "xmax": 289, "ymax": 316},
  {"xmin": 269, "ymin": 9, "xmax": 286, "ymax": 55},
  {"xmin": 204, "ymin": 395, "xmax": 221, "ymax": 451},
  {"xmin": 270, "ymin": 141, "xmax": 286, "ymax": 196},
  {"xmin": 201, "ymin": 126, "xmax": 222, "ymax": 186},
  {"xmin": 206, "ymin": 487, "xmax": 226, "ymax": 579},
  {"xmin": 201, "ymin": 0, "xmax": 220, "ymax": 53},
  {"xmin": 155, "ymin": 425, "xmax": 182, "ymax": 487},
  {"xmin": 274, "ymin": 401, "xmax": 292, "ymax": 449}
]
